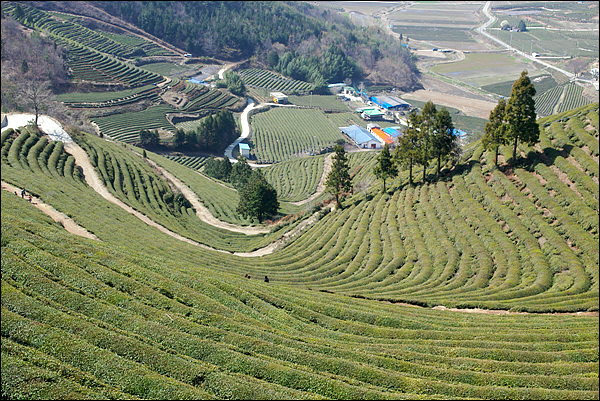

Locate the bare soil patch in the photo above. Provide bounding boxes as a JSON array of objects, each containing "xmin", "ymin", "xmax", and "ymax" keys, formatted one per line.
[
  {"xmin": 161, "ymin": 90, "xmax": 187, "ymax": 108},
  {"xmin": 402, "ymin": 88, "xmax": 496, "ymax": 119}
]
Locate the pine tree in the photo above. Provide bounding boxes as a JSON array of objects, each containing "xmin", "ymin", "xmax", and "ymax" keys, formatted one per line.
[
  {"xmin": 373, "ymin": 143, "xmax": 397, "ymax": 193},
  {"xmin": 394, "ymin": 110, "xmax": 420, "ymax": 186},
  {"xmin": 418, "ymin": 100, "xmax": 437, "ymax": 183},
  {"xmin": 173, "ymin": 128, "xmax": 186, "ymax": 149},
  {"xmin": 237, "ymin": 170, "xmax": 278, "ymax": 223},
  {"xmin": 230, "ymin": 155, "xmax": 253, "ymax": 190},
  {"xmin": 483, "ymin": 98, "xmax": 508, "ymax": 167},
  {"xmin": 431, "ymin": 107, "xmax": 455, "ymax": 179},
  {"xmin": 326, "ymin": 145, "xmax": 352, "ymax": 209},
  {"xmin": 505, "ymin": 71, "xmax": 540, "ymax": 166}
]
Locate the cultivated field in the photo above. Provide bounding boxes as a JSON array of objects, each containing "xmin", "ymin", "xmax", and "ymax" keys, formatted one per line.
[
  {"xmin": 430, "ymin": 53, "xmax": 546, "ymax": 87},
  {"xmin": 2, "ymin": 0, "xmax": 599, "ymax": 398},
  {"xmin": 238, "ymin": 68, "xmax": 313, "ymax": 92},
  {"xmin": 1, "ymin": 102, "xmax": 598, "ymax": 399},
  {"xmin": 250, "ymin": 107, "xmax": 346, "ymax": 163},
  {"xmin": 261, "ymin": 155, "xmax": 325, "ymax": 202}
]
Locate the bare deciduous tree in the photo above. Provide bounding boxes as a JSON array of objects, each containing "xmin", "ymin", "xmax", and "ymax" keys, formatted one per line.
[{"xmin": 19, "ymin": 79, "xmax": 54, "ymax": 127}]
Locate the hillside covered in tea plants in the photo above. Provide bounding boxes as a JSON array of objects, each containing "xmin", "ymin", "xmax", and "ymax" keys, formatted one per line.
[{"xmin": 1, "ymin": 97, "xmax": 598, "ymax": 399}]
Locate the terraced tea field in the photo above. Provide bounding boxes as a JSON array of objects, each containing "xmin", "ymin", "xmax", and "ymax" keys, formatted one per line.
[
  {"xmin": 1, "ymin": 100, "xmax": 598, "ymax": 399},
  {"xmin": 261, "ymin": 155, "xmax": 326, "ymax": 202},
  {"xmin": 250, "ymin": 107, "xmax": 346, "ymax": 163},
  {"xmin": 1, "ymin": 0, "xmax": 599, "ymax": 394},
  {"xmin": 238, "ymin": 68, "xmax": 313, "ymax": 92},
  {"xmin": 91, "ymin": 104, "xmax": 177, "ymax": 143}
]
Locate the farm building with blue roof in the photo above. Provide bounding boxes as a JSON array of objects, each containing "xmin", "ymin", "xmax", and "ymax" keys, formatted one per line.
[
  {"xmin": 239, "ymin": 143, "xmax": 251, "ymax": 158},
  {"xmin": 369, "ymin": 95, "xmax": 411, "ymax": 110},
  {"xmin": 339, "ymin": 125, "xmax": 382, "ymax": 149}
]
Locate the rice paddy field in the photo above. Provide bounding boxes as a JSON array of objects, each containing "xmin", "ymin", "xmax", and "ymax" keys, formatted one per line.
[
  {"xmin": 430, "ymin": 53, "xmax": 547, "ymax": 87},
  {"xmin": 387, "ymin": 2, "xmax": 483, "ymax": 29},
  {"xmin": 2, "ymin": 101, "xmax": 598, "ymax": 400}
]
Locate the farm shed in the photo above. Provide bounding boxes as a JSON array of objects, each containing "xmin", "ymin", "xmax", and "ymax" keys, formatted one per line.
[
  {"xmin": 340, "ymin": 125, "xmax": 382, "ymax": 149},
  {"xmin": 355, "ymin": 107, "xmax": 378, "ymax": 114},
  {"xmin": 361, "ymin": 109, "xmax": 385, "ymax": 121},
  {"xmin": 270, "ymin": 92, "xmax": 288, "ymax": 104},
  {"xmin": 369, "ymin": 95, "xmax": 411, "ymax": 110},
  {"xmin": 370, "ymin": 127, "xmax": 395, "ymax": 148},
  {"xmin": 239, "ymin": 143, "xmax": 251, "ymax": 158}
]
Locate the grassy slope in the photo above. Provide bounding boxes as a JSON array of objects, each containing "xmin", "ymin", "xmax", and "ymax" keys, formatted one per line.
[{"xmin": 1, "ymin": 103, "xmax": 598, "ymax": 399}]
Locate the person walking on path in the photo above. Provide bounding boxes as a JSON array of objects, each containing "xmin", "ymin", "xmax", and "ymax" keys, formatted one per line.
[{"xmin": 21, "ymin": 188, "xmax": 26, "ymax": 198}]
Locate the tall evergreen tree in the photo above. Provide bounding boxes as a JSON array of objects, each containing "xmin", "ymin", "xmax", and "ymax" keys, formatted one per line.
[
  {"xmin": 230, "ymin": 155, "xmax": 253, "ymax": 190},
  {"xmin": 139, "ymin": 129, "xmax": 159, "ymax": 148},
  {"xmin": 431, "ymin": 107, "xmax": 456, "ymax": 179},
  {"xmin": 483, "ymin": 98, "xmax": 508, "ymax": 167},
  {"xmin": 204, "ymin": 157, "xmax": 232, "ymax": 181},
  {"xmin": 237, "ymin": 170, "xmax": 278, "ymax": 223},
  {"xmin": 505, "ymin": 71, "xmax": 540, "ymax": 166},
  {"xmin": 418, "ymin": 100, "xmax": 437, "ymax": 183},
  {"xmin": 173, "ymin": 128, "xmax": 186, "ymax": 149},
  {"xmin": 326, "ymin": 145, "xmax": 352, "ymax": 209},
  {"xmin": 394, "ymin": 110, "xmax": 420, "ymax": 186},
  {"xmin": 373, "ymin": 143, "xmax": 397, "ymax": 193}
]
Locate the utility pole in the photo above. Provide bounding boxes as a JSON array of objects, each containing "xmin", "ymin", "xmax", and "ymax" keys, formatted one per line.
[{"xmin": 310, "ymin": 91, "xmax": 312, "ymax": 108}]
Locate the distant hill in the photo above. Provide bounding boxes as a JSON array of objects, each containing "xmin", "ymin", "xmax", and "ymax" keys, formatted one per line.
[{"xmin": 27, "ymin": 0, "xmax": 420, "ymax": 90}]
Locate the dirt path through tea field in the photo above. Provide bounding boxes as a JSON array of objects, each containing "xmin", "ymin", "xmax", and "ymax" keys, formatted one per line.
[{"xmin": 1, "ymin": 181, "xmax": 99, "ymax": 241}]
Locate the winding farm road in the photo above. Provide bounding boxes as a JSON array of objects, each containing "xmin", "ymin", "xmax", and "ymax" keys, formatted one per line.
[
  {"xmin": 2, "ymin": 113, "xmax": 330, "ymax": 256},
  {"xmin": 224, "ymin": 98, "xmax": 264, "ymax": 162}
]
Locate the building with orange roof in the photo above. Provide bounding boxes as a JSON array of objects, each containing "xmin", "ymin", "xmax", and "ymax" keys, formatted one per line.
[{"xmin": 370, "ymin": 127, "xmax": 395, "ymax": 148}]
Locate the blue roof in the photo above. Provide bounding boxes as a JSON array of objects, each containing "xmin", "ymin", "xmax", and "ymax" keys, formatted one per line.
[
  {"xmin": 188, "ymin": 78, "xmax": 206, "ymax": 84},
  {"xmin": 369, "ymin": 95, "xmax": 410, "ymax": 109},
  {"xmin": 453, "ymin": 129, "xmax": 467, "ymax": 137},
  {"xmin": 239, "ymin": 143, "xmax": 250, "ymax": 150},
  {"xmin": 383, "ymin": 127, "xmax": 402, "ymax": 138},
  {"xmin": 340, "ymin": 125, "xmax": 380, "ymax": 145}
]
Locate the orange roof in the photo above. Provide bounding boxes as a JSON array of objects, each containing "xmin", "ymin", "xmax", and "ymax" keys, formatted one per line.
[{"xmin": 371, "ymin": 128, "xmax": 394, "ymax": 145}]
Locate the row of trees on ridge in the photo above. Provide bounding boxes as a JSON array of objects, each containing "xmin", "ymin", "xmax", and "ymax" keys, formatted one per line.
[{"xmin": 391, "ymin": 101, "xmax": 459, "ymax": 187}]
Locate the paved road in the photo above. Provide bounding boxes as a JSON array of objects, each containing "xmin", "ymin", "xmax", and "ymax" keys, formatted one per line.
[
  {"xmin": 224, "ymin": 98, "xmax": 264, "ymax": 162},
  {"xmin": 224, "ymin": 98, "xmax": 299, "ymax": 163},
  {"xmin": 2, "ymin": 113, "xmax": 73, "ymax": 142}
]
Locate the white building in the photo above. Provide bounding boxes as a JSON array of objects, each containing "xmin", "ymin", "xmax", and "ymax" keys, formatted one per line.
[
  {"xmin": 239, "ymin": 143, "xmax": 251, "ymax": 158},
  {"xmin": 270, "ymin": 92, "xmax": 288, "ymax": 104}
]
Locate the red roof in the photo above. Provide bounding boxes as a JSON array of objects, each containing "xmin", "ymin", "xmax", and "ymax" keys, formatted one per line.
[{"xmin": 371, "ymin": 128, "xmax": 394, "ymax": 145}]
